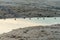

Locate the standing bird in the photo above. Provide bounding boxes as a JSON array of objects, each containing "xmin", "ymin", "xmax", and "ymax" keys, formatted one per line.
[
  {"xmin": 14, "ymin": 18, "xmax": 16, "ymax": 20},
  {"xmin": 43, "ymin": 17, "xmax": 45, "ymax": 20},
  {"xmin": 14, "ymin": 14, "xmax": 17, "ymax": 20}
]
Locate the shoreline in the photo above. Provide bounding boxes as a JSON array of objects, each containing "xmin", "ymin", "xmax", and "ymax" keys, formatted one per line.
[
  {"xmin": 0, "ymin": 18, "xmax": 59, "ymax": 34},
  {"xmin": 0, "ymin": 18, "xmax": 47, "ymax": 34}
]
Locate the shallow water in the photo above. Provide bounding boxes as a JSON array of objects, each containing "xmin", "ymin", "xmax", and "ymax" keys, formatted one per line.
[{"xmin": 25, "ymin": 17, "xmax": 60, "ymax": 24}]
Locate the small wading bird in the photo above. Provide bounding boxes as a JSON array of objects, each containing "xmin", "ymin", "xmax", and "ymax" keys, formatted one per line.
[
  {"xmin": 14, "ymin": 18, "xmax": 16, "ymax": 20},
  {"xmin": 29, "ymin": 17, "xmax": 31, "ymax": 20},
  {"xmin": 37, "ymin": 17, "xmax": 39, "ymax": 19},
  {"xmin": 42, "ymin": 16, "xmax": 45, "ymax": 20},
  {"xmin": 23, "ymin": 17, "xmax": 26, "ymax": 19},
  {"xmin": 3, "ymin": 13, "xmax": 6, "ymax": 20},
  {"xmin": 54, "ymin": 10, "xmax": 57, "ymax": 19},
  {"xmin": 54, "ymin": 17, "xmax": 56, "ymax": 19}
]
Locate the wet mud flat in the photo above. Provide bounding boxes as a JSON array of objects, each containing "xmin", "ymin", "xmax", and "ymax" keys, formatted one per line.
[{"xmin": 0, "ymin": 24, "xmax": 60, "ymax": 40}]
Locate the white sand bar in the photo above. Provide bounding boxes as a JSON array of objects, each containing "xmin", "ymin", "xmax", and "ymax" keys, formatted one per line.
[{"xmin": 0, "ymin": 18, "xmax": 48, "ymax": 34}]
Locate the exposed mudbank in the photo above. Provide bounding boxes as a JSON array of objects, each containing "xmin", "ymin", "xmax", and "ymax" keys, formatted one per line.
[
  {"xmin": 0, "ymin": 5, "xmax": 60, "ymax": 18},
  {"xmin": 0, "ymin": 0, "xmax": 60, "ymax": 17}
]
